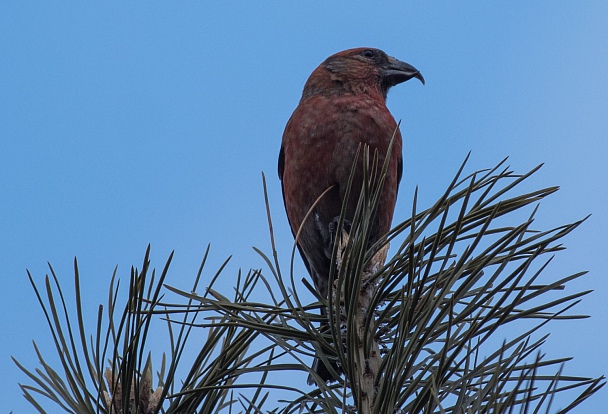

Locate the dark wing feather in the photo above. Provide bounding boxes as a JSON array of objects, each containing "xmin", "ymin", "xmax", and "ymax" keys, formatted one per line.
[
  {"xmin": 278, "ymin": 144, "xmax": 314, "ymax": 276},
  {"xmin": 278, "ymin": 144, "xmax": 285, "ymax": 180}
]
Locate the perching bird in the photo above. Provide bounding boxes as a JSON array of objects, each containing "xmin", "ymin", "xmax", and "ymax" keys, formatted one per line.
[{"xmin": 278, "ymin": 47, "xmax": 423, "ymax": 382}]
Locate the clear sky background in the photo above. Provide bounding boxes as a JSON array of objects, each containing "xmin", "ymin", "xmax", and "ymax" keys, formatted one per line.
[{"xmin": 1, "ymin": 2, "xmax": 607, "ymax": 412}]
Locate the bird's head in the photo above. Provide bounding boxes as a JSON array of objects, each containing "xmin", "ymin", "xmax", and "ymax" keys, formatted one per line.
[{"xmin": 302, "ymin": 47, "xmax": 424, "ymax": 100}]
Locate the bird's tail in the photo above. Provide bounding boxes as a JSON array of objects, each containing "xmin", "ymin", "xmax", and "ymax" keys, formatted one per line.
[
  {"xmin": 307, "ymin": 319, "xmax": 343, "ymax": 385},
  {"xmin": 308, "ymin": 355, "xmax": 342, "ymax": 385}
]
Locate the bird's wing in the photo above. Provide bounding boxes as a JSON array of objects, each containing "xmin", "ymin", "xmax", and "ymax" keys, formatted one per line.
[
  {"xmin": 278, "ymin": 144, "xmax": 285, "ymax": 181},
  {"xmin": 397, "ymin": 155, "xmax": 403, "ymax": 186},
  {"xmin": 278, "ymin": 143, "xmax": 315, "ymax": 276}
]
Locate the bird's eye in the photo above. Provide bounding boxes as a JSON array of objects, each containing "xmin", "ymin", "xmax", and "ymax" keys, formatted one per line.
[{"xmin": 362, "ymin": 49, "xmax": 375, "ymax": 58}]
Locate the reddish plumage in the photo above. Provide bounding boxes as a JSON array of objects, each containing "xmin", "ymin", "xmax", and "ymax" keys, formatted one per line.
[{"xmin": 278, "ymin": 47, "xmax": 423, "ymax": 382}]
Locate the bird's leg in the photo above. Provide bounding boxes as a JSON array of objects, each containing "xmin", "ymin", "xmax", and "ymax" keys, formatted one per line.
[{"xmin": 328, "ymin": 216, "xmax": 352, "ymax": 252}]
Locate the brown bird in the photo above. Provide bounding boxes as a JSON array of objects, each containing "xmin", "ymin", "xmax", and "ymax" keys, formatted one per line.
[{"xmin": 278, "ymin": 47, "xmax": 423, "ymax": 382}]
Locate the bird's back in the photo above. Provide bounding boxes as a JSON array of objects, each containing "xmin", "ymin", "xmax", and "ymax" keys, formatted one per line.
[{"xmin": 279, "ymin": 92, "xmax": 402, "ymax": 298}]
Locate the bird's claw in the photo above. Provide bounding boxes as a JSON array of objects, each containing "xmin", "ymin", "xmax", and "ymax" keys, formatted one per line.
[{"xmin": 328, "ymin": 217, "xmax": 351, "ymax": 249}]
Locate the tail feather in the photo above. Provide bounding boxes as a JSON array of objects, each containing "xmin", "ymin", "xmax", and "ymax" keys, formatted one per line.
[
  {"xmin": 307, "ymin": 317, "xmax": 343, "ymax": 385},
  {"xmin": 308, "ymin": 354, "xmax": 343, "ymax": 385}
]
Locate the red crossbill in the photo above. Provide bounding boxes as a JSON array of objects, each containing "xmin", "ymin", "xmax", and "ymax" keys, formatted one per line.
[{"xmin": 278, "ymin": 47, "xmax": 423, "ymax": 382}]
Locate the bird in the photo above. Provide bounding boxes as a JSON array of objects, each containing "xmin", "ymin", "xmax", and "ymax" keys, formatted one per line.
[{"xmin": 278, "ymin": 47, "xmax": 424, "ymax": 383}]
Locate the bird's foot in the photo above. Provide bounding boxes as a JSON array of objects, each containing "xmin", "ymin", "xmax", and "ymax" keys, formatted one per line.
[{"xmin": 328, "ymin": 217, "xmax": 351, "ymax": 249}]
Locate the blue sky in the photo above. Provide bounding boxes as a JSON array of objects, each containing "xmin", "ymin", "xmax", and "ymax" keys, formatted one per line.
[{"xmin": 1, "ymin": 2, "xmax": 607, "ymax": 412}]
